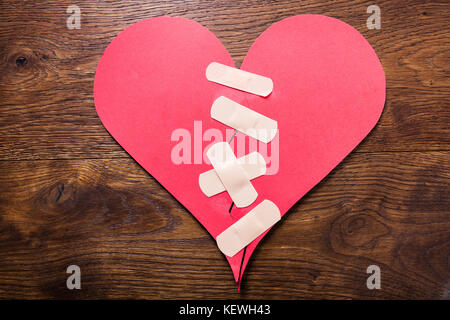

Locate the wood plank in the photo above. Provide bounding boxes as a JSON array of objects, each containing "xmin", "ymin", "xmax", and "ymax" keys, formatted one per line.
[
  {"xmin": 0, "ymin": 151, "xmax": 448, "ymax": 299},
  {"xmin": 0, "ymin": 0, "xmax": 449, "ymax": 160}
]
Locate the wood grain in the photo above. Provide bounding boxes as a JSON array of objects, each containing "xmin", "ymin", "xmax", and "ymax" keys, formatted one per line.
[
  {"xmin": 0, "ymin": 152, "xmax": 448, "ymax": 299},
  {"xmin": 0, "ymin": 0, "xmax": 449, "ymax": 299}
]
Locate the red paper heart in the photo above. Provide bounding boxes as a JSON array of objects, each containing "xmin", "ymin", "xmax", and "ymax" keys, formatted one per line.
[{"xmin": 94, "ymin": 15, "xmax": 385, "ymax": 284}]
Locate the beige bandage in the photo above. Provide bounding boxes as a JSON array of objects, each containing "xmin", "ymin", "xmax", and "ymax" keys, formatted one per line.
[
  {"xmin": 206, "ymin": 142, "xmax": 258, "ymax": 208},
  {"xmin": 216, "ymin": 200, "xmax": 281, "ymax": 257},
  {"xmin": 206, "ymin": 62, "xmax": 273, "ymax": 97},
  {"xmin": 199, "ymin": 152, "xmax": 266, "ymax": 197},
  {"xmin": 211, "ymin": 96, "xmax": 278, "ymax": 143}
]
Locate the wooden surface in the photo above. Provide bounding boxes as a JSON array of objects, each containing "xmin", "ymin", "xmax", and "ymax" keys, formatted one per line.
[{"xmin": 0, "ymin": 0, "xmax": 449, "ymax": 299}]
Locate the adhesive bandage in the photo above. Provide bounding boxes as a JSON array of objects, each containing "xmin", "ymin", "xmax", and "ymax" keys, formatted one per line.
[
  {"xmin": 211, "ymin": 96, "xmax": 278, "ymax": 143},
  {"xmin": 206, "ymin": 62, "xmax": 273, "ymax": 97},
  {"xmin": 199, "ymin": 152, "xmax": 267, "ymax": 197},
  {"xmin": 206, "ymin": 142, "xmax": 258, "ymax": 208},
  {"xmin": 216, "ymin": 200, "xmax": 281, "ymax": 257}
]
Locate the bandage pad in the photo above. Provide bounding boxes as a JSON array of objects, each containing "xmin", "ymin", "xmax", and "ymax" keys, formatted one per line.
[
  {"xmin": 211, "ymin": 96, "xmax": 278, "ymax": 143},
  {"xmin": 206, "ymin": 142, "xmax": 258, "ymax": 208},
  {"xmin": 216, "ymin": 200, "xmax": 281, "ymax": 257},
  {"xmin": 206, "ymin": 62, "xmax": 273, "ymax": 97},
  {"xmin": 199, "ymin": 152, "xmax": 267, "ymax": 197}
]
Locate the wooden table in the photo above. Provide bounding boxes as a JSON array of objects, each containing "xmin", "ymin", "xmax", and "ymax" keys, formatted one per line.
[{"xmin": 0, "ymin": 0, "xmax": 449, "ymax": 299}]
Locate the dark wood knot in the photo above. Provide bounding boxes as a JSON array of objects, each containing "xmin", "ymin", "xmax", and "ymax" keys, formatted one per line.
[{"xmin": 15, "ymin": 56, "xmax": 28, "ymax": 67}]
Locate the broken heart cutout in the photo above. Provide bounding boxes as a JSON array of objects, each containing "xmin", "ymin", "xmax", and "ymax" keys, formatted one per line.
[{"xmin": 94, "ymin": 15, "xmax": 385, "ymax": 285}]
